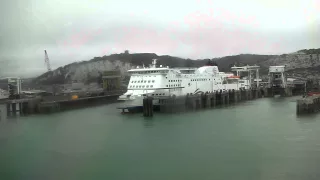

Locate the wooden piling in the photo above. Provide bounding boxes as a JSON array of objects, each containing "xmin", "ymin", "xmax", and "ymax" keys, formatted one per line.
[
  {"xmin": 6, "ymin": 103, "xmax": 10, "ymax": 116},
  {"xmin": 232, "ymin": 90, "xmax": 238, "ymax": 103},
  {"xmin": 201, "ymin": 93, "xmax": 206, "ymax": 108},
  {"xmin": 220, "ymin": 91, "xmax": 225, "ymax": 106},
  {"xmin": 240, "ymin": 90, "xmax": 243, "ymax": 100},
  {"xmin": 212, "ymin": 92, "xmax": 216, "ymax": 107},
  {"xmin": 195, "ymin": 95, "xmax": 201, "ymax": 110},
  {"xmin": 205, "ymin": 93, "xmax": 211, "ymax": 108},
  {"xmin": 18, "ymin": 103, "xmax": 22, "ymax": 115},
  {"xmin": 226, "ymin": 91, "xmax": 230, "ymax": 105},
  {"xmin": 11, "ymin": 103, "xmax": 16, "ymax": 116}
]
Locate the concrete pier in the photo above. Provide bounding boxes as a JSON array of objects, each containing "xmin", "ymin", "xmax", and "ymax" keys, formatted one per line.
[
  {"xmin": 5, "ymin": 99, "xmax": 31, "ymax": 116},
  {"xmin": 149, "ymin": 88, "xmax": 268, "ymax": 115},
  {"xmin": 0, "ymin": 91, "xmax": 124, "ymax": 119},
  {"xmin": 296, "ymin": 95, "xmax": 320, "ymax": 115},
  {"xmin": 267, "ymin": 87, "xmax": 293, "ymax": 97}
]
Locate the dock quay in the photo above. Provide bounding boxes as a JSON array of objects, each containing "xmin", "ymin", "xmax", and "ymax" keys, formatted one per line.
[
  {"xmin": 0, "ymin": 90, "xmax": 125, "ymax": 119},
  {"xmin": 296, "ymin": 95, "xmax": 320, "ymax": 115},
  {"xmin": 120, "ymin": 88, "xmax": 294, "ymax": 117}
]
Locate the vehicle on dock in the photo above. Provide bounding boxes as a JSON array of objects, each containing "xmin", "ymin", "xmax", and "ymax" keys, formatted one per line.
[{"xmin": 117, "ymin": 59, "xmax": 250, "ymax": 112}]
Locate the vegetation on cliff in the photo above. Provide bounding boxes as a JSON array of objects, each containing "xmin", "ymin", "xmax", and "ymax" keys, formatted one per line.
[
  {"xmin": 33, "ymin": 48, "xmax": 319, "ymax": 85},
  {"xmin": 297, "ymin": 48, "xmax": 320, "ymax": 54}
]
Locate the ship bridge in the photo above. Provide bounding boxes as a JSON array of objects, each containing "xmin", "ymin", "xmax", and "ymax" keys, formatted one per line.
[{"xmin": 194, "ymin": 66, "xmax": 219, "ymax": 75}]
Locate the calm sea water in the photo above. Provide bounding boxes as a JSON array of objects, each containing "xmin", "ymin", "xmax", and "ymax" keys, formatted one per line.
[{"xmin": 1, "ymin": 97, "xmax": 320, "ymax": 180}]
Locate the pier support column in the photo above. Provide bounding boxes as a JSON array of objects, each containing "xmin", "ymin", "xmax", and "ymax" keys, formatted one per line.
[
  {"xmin": 206, "ymin": 93, "xmax": 211, "ymax": 108},
  {"xmin": 221, "ymin": 92, "xmax": 226, "ymax": 106},
  {"xmin": 195, "ymin": 95, "xmax": 201, "ymax": 110},
  {"xmin": 201, "ymin": 93, "xmax": 206, "ymax": 108},
  {"xmin": 143, "ymin": 97, "xmax": 153, "ymax": 117},
  {"xmin": 263, "ymin": 88, "xmax": 267, "ymax": 97},
  {"xmin": 226, "ymin": 91, "xmax": 230, "ymax": 105},
  {"xmin": 212, "ymin": 93, "xmax": 216, "ymax": 108},
  {"xmin": 18, "ymin": 103, "xmax": 22, "ymax": 115},
  {"xmin": 186, "ymin": 95, "xmax": 196, "ymax": 111},
  {"xmin": 285, "ymin": 87, "xmax": 293, "ymax": 97},
  {"xmin": 12, "ymin": 103, "xmax": 16, "ymax": 116},
  {"xmin": 191, "ymin": 97, "xmax": 196, "ymax": 110},
  {"xmin": 234, "ymin": 90, "xmax": 238, "ymax": 103},
  {"xmin": 184, "ymin": 95, "xmax": 189, "ymax": 111},
  {"xmin": 244, "ymin": 90, "xmax": 249, "ymax": 101},
  {"xmin": 6, "ymin": 103, "xmax": 10, "ymax": 117}
]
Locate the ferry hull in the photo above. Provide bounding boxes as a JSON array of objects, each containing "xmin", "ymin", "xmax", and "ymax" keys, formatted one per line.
[{"xmin": 118, "ymin": 95, "xmax": 160, "ymax": 112}]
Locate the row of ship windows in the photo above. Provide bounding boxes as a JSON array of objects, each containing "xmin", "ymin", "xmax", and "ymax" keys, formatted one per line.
[
  {"xmin": 130, "ymin": 85, "xmax": 154, "ymax": 88},
  {"xmin": 129, "ymin": 84, "xmax": 181, "ymax": 88},
  {"xmin": 191, "ymin": 79, "xmax": 211, "ymax": 81},
  {"xmin": 134, "ymin": 71, "xmax": 164, "ymax": 74},
  {"xmin": 132, "ymin": 76, "xmax": 157, "ymax": 77},
  {"xmin": 185, "ymin": 74, "xmax": 215, "ymax": 76},
  {"xmin": 131, "ymin": 79, "xmax": 213, "ymax": 83},
  {"xmin": 168, "ymin": 80, "xmax": 182, "ymax": 82},
  {"xmin": 166, "ymin": 84, "xmax": 180, "ymax": 87},
  {"xmin": 131, "ymin": 80, "xmax": 182, "ymax": 83},
  {"xmin": 131, "ymin": 80, "xmax": 155, "ymax": 83}
]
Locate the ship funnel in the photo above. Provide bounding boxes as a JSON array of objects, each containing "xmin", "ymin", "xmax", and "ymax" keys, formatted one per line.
[
  {"xmin": 151, "ymin": 59, "xmax": 157, "ymax": 68},
  {"xmin": 152, "ymin": 59, "xmax": 157, "ymax": 64}
]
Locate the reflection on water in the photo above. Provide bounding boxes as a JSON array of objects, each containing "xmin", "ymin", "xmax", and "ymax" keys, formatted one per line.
[
  {"xmin": 143, "ymin": 117, "xmax": 154, "ymax": 128},
  {"xmin": 296, "ymin": 113, "xmax": 319, "ymax": 122}
]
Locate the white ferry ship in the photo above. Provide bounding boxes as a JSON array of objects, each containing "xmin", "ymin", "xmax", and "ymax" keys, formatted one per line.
[{"xmin": 118, "ymin": 59, "xmax": 250, "ymax": 109}]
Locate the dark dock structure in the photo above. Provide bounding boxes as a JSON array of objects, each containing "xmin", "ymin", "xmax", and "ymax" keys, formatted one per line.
[
  {"xmin": 140, "ymin": 88, "xmax": 280, "ymax": 117},
  {"xmin": 0, "ymin": 90, "xmax": 125, "ymax": 119},
  {"xmin": 0, "ymin": 70, "xmax": 126, "ymax": 120},
  {"xmin": 296, "ymin": 95, "xmax": 320, "ymax": 115}
]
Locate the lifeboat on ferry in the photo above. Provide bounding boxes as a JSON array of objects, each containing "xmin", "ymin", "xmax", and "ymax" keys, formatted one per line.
[
  {"xmin": 227, "ymin": 75, "xmax": 240, "ymax": 79},
  {"xmin": 307, "ymin": 92, "xmax": 320, "ymax": 96}
]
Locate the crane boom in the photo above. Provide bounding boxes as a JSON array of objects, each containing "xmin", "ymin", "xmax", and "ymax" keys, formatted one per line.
[{"xmin": 44, "ymin": 50, "xmax": 52, "ymax": 72}]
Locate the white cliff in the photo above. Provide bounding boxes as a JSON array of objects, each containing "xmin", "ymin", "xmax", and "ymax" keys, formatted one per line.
[{"xmin": 35, "ymin": 59, "xmax": 133, "ymax": 84}]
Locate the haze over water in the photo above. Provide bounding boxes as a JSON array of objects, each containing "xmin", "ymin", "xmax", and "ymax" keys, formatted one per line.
[{"xmin": 1, "ymin": 97, "xmax": 320, "ymax": 180}]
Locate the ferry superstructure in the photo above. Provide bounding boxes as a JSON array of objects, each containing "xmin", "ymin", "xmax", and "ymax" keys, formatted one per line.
[{"xmin": 118, "ymin": 59, "xmax": 250, "ymax": 107}]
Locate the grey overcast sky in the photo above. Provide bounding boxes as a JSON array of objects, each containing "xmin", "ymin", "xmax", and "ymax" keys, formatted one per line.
[{"xmin": 0, "ymin": 0, "xmax": 319, "ymax": 77}]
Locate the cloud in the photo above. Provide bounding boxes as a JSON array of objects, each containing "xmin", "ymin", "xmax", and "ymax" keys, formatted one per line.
[{"xmin": 0, "ymin": 0, "xmax": 319, "ymax": 77}]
